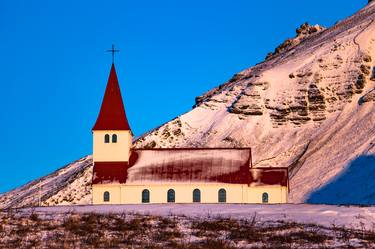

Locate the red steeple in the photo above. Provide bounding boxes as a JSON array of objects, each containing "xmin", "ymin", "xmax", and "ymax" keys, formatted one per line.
[{"xmin": 92, "ymin": 63, "xmax": 131, "ymax": 131}]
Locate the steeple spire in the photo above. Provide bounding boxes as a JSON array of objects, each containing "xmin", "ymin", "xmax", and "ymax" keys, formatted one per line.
[
  {"xmin": 106, "ymin": 44, "xmax": 119, "ymax": 64},
  {"xmin": 92, "ymin": 63, "xmax": 131, "ymax": 131}
]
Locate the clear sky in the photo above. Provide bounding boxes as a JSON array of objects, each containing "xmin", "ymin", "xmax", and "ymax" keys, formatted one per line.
[{"xmin": 0, "ymin": 0, "xmax": 367, "ymax": 193}]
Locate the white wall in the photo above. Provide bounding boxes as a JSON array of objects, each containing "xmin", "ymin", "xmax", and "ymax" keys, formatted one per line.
[
  {"xmin": 93, "ymin": 130, "xmax": 132, "ymax": 162},
  {"xmin": 92, "ymin": 183, "xmax": 288, "ymax": 204}
]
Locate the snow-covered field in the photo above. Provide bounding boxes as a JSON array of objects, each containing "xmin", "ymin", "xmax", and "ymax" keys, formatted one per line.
[
  {"xmin": 20, "ymin": 204, "xmax": 375, "ymax": 230},
  {"xmin": 2, "ymin": 204, "xmax": 375, "ymax": 248}
]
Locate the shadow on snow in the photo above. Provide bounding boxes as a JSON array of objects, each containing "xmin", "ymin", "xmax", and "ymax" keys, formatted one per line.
[{"xmin": 306, "ymin": 155, "xmax": 375, "ymax": 205}]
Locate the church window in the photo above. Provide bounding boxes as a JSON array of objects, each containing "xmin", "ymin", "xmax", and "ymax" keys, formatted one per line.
[
  {"xmin": 167, "ymin": 189, "xmax": 175, "ymax": 203},
  {"xmin": 218, "ymin": 188, "xmax": 226, "ymax": 203},
  {"xmin": 103, "ymin": 191, "xmax": 110, "ymax": 202},
  {"xmin": 193, "ymin": 189, "xmax": 201, "ymax": 203},
  {"xmin": 112, "ymin": 134, "xmax": 118, "ymax": 143},
  {"xmin": 104, "ymin": 134, "xmax": 110, "ymax": 143},
  {"xmin": 262, "ymin": 192, "xmax": 269, "ymax": 203},
  {"xmin": 142, "ymin": 189, "xmax": 150, "ymax": 203}
]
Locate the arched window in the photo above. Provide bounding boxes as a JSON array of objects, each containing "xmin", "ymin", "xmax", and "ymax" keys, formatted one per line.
[
  {"xmin": 193, "ymin": 189, "xmax": 201, "ymax": 203},
  {"xmin": 218, "ymin": 188, "xmax": 226, "ymax": 203},
  {"xmin": 167, "ymin": 189, "xmax": 175, "ymax": 203},
  {"xmin": 112, "ymin": 134, "xmax": 117, "ymax": 143},
  {"xmin": 262, "ymin": 192, "xmax": 269, "ymax": 203},
  {"xmin": 103, "ymin": 191, "xmax": 110, "ymax": 202},
  {"xmin": 142, "ymin": 189, "xmax": 150, "ymax": 203},
  {"xmin": 104, "ymin": 134, "xmax": 110, "ymax": 143}
]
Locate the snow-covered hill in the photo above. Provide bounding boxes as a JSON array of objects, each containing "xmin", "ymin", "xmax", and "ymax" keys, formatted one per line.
[
  {"xmin": 135, "ymin": 2, "xmax": 375, "ymax": 203},
  {"xmin": 0, "ymin": 2, "xmax": 374, "ymax": 208},
  {"xmin": 0, "ymin": 156, "xmax": 93, "ymax": 208}
]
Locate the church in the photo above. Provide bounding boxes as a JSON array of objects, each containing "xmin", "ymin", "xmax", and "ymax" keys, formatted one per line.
[{"xmin": 91, "ymin": 62, "xmax": 289, "ymax": 204}]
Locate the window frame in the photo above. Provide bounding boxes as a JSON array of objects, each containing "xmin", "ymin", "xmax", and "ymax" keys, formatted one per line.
[
  {"xmin": 142, "ymin": 189, "xmax": 150, "ymax": 203},
  {"xmin": 218, "ymin": 188, "xmax": 226, "ymax": 203},
  {"xmin": 193, "ymin": 189, "xmax": 201, "ymax": 203},
  {"xmin": 103, "ymin": 191, "xmax": 110, "ymax": 202},
  {"xmin": 262, "ymin": 192, "xmax": 269, "ymax": 203},
  {"xmin": 104, "ymin": 134, "xmax": 110, "ymax": 143},
  {"xmin": 112, "ymin": 134, "xmax": 117, "ymax": 143},
  {"xmin": 167, "ymin": 189, "xmax": 175, "ymax": 203}
]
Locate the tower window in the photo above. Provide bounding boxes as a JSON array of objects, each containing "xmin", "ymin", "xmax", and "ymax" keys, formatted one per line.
[
  {"xmin": 142, "ymin": 189, "xmax": 150, "ymax": 203},
  {"xmin": 218, "ymin": 188, "xmax": 226, "ymax": 203},
  {"xmin": 103, "ymin": 191, "xmax": 110, "ymax": 202},
  {"xmin": 104, "ymin": 134, "xmax": 110, "ymax": 143},
  {"xmin": 262, "ymin": 192, "xmax": 269, "ymax": 203},
  {"xmin": 193, "ymin": 189, "xmax": 201, "ymax": 203},
  {"xmin": 112, "ymin": 134, "xmax": 118, "ymax": 143},
  {"xmin": 167, "ymin": 189, "xmax": 175, "ymax": 203}
]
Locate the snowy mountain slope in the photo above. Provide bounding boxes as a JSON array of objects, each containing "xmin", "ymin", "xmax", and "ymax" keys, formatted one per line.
[
  {"xmin": 0, "ymin": 156, "xmax": 92, "ymax": 208},
  {"xmin": 0, "ymin": 3, "xmax": 374, "ymax": 208},
  {"xmin": 135, "ymin": 2, "xmax": 375, "ymax": 203}
]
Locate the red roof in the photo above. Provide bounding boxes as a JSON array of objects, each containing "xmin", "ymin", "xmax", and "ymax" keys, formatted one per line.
[
  {"xmin": 92, "ymin": 162, "xmax": 128, "ymax": 184},
  {"xmin": 92, "ymin": 64, "xmax": 131, "ymax": 131},
  {"xmin": 249, "ymin": 168, "xmax": 288, "ymax": 187},
  {"xmin": 127, "ymin": 148, "xmax": 252, "ymax": 184},
  {"xmin": 92, "ymin": 148, "xmax": 288, "ymax": 186}
]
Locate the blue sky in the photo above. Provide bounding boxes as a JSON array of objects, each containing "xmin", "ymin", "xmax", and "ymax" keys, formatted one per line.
[{"xmin": 0, "ymin": 0, "xmax": 366, "ymax": 193}]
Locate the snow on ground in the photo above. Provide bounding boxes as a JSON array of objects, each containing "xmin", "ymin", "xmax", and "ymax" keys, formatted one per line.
[{"xmin": 19, "ymin": 204, "xmax": 375, "ymax": 230}]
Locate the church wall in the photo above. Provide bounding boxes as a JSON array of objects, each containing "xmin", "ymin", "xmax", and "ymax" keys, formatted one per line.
[
  {"xmin": 92, "ymin": 184, "xmax": 122, "ymax": 204},
  {"xmin": 92, "ymin": 183, "xmax": 288, "ymax": 204},
  {"xmin": 93, "ymin": 130, "xmax": 132, "ymax": 162},
  {"xmin": 121, "ymin": 184, "xmax": 246, "ymax": 204},
  {"xmin": 247, "ymin": 185, "xmax": 288, "ymax": 203}
]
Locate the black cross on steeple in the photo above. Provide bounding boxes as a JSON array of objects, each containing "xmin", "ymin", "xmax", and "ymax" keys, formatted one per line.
[{"xmin": 106, "ymin": 44, "xmax": 120, "ymax": 64}]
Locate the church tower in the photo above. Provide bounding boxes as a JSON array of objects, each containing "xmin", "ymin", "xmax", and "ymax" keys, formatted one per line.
[{"xmin": 92, "ymin": 63, "xmax": 133, "ymax": 171}]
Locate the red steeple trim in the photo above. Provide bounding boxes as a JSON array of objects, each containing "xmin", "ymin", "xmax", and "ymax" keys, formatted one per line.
[{"xmin": 92, "ymin": 64, "xmax": 131, "ymax": 131}]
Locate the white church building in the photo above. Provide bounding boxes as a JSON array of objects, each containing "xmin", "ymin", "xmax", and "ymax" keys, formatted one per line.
[{"xmin": 91, "ymin": 63, "xmax": 289, "ymax": 204}]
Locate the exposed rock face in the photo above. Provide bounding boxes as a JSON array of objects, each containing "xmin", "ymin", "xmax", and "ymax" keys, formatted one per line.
[
  {"xmin": 136, "ymin": 118, "xmax": 185, "ymax": 148},
  {"xmin": 359, "ymin": 89, "xmax": 375, "ymax": 104},
  {"xmin": 0, "ymin": 3, "xmax": 374, "ymax": 208},
  {"xmin": 228, "ymin": 82, "xmax": 267, "ymax": 117},
  {"xmin": 265, "ymin": 23, "xmax": 325, "ymax": 60},
  {"xmin": 307, "ymin": 84, "xmax": 326, "ymax": 121}
]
